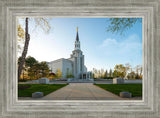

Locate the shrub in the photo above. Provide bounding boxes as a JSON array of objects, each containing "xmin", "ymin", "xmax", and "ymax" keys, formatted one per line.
[
  {"xmin": 103, "ymin": 77, "xmax": 113, "ymax": 79},
  {"xmin": 18, "ymin": 79, "xmax": 28, "ymax": 82},
  {"xmin": 66, "ymin": 74, "xmax": 74, "ymax": 78},
  {"xmin": 18, "ymin": 85, "xmax": 31, "ymax": 90}
]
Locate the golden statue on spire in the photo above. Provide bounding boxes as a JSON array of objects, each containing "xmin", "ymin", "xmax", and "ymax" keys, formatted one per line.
[{"xmin": 77, "ymin": 26, "xmax": 78, "ymax": 32}]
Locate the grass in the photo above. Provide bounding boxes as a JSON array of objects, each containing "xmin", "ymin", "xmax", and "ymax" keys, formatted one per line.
[
  {"xmin": 18, "ymin": 84, "xmax": 68, "ymax": 97},
  {"xmin": 94, "ymin": 84, "xmax": 142, "ymax": 97}
]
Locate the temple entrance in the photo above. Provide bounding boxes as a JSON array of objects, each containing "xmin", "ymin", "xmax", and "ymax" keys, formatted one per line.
[
  {"xmin": 80, "ymin": 72, "xmax": 92, "ymax": 80},
  {"xmin": 83, "ymin": 74, "xmax": 86, "ymax": 79},
  {"xmin": 68, "ymin": 72, "xmax": 94, "ymax": 83}
]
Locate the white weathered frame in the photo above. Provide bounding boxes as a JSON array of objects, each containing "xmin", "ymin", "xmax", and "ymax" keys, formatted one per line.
[{"xmin": 0, "ymin": 0, "xmax": 159, "ymax": 117}]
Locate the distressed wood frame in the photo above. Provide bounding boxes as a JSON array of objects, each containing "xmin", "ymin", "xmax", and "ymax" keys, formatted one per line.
[{"xmin": 0, "ymin": 0, "xmax": 159, "ymax": 118}]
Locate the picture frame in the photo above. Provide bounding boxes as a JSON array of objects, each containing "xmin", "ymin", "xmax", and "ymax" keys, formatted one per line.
[{"xmin": 0, "ymin": 0, "xmax": 159, "ymax": 117}]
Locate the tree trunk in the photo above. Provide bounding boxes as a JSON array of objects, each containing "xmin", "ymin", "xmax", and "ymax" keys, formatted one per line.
[
  {"xmin": 23, "ymin": 69, "xmax": 24, "ymax": 80},
  {"xmin": 18, "ymin": 18, "xmax": 30, "ymax": 81}
]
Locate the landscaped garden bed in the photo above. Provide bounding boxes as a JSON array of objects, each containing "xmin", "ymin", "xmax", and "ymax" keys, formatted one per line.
[
  {"xmin": 18, "ymin": 84, "xmax": 68, "ymax": 97},
  {"xmin": 94, "ymin": 84, "xmax": 142, "ymax": 97}
]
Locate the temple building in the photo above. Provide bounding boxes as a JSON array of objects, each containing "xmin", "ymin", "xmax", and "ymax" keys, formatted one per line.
[{"xmin": 48, "ymin": 27, "xmax": 92, "ymax": 79}]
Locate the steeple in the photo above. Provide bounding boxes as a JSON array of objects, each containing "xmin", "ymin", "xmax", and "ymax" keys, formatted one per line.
[
  {"xmin": 76, "ymin": 26, "xmax": 79, "ymax": 41},
  {"xmin": 75, "ymin": 26, "xmax": 80, "ymax": 50}
]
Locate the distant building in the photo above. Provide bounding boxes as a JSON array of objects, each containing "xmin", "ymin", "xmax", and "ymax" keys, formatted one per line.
[{"xmin": 48, "ymin": 27, "xmax": 92, "ymax": 79}]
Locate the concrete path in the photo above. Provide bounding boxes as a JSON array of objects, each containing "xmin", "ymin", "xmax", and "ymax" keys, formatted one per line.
[{"xmin": 40, "ymin": 83, "xmax": 123, "ymax": 100}]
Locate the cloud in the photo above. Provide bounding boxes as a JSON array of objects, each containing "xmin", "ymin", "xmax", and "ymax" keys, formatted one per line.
[
  {"xmin": 99, "ymin": 34, "xmax": 142, "ymax": 64},
  {"xmin": 100, "ymin": 38, "xmax": 118, "ymax": 48}
]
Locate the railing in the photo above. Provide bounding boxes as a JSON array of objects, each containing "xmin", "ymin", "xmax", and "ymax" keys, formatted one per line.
[{"xmin": 67, "ymin": 78, "xmax": 94, "ymax": 83}]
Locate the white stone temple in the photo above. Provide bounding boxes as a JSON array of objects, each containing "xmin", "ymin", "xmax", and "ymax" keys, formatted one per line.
[{"xmin": 48, "ymin": 27, "xmax": 92, "ymax": 80}]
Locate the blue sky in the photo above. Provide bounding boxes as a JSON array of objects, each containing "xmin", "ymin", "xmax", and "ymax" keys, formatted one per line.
[{"xmin": 18, "ymin": 17, "xmax": 142, "ymax": 71}]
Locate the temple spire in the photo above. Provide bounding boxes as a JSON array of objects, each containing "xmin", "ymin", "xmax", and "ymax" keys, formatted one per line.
[
  {"xmin": 75, "ymin": 26, "xmax": 80, "ymax": 50},
  {"xmin": 76, "ymin": 26, "xmax": 79, "ymax": 41}
]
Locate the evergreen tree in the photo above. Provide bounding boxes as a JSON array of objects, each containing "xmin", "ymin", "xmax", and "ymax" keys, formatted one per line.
[
  {"xmin": 109, "ymin": 69, "xmax": 113, "ymax": 77},
  {"xmin": 104, "ymin": 69, "xmax": 108, "ymax": 78}
]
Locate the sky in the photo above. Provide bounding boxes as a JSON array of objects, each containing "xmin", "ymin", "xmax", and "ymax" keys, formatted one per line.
[{"xmin": 18, "ymin": 17, "xmax": 142, "ymax": 71}]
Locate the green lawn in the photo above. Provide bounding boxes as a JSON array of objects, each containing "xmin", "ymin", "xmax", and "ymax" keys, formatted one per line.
[
  {"xmin": 18, "ymin": 84, "xmax": 68, "ymax": 97},
  {"xmin": 95, "ymin": 84, "xmax": 142, "ymax": 97}
]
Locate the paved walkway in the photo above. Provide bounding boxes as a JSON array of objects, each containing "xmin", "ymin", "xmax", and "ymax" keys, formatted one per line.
[{"xmin": 40, "ymin": 83, "xmax": 123, "ymax": 100}]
